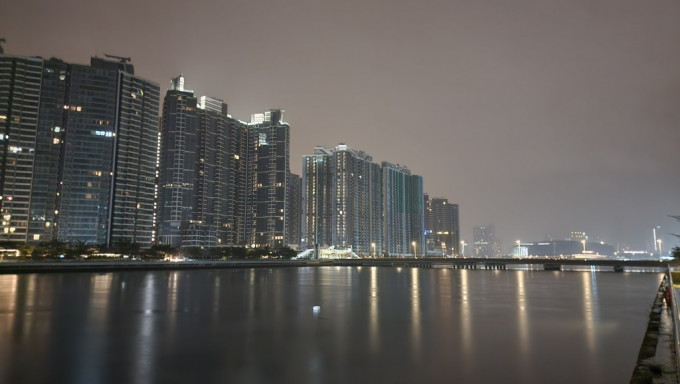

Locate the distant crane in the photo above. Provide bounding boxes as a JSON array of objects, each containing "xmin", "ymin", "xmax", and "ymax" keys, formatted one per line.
[
  {"xmin": 104, "ymin": 53, "xmax": 131, "ymax": 63},
  {"xmin": 0, "ymin": 38, "xmax": 5, "ymax": 54}
]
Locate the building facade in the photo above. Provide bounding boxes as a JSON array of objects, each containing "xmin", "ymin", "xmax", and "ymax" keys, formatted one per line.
[
  {"xmin": 158, "ymin": 76, "xmax": 260, "ymax": 248},
  {"xmin": 246, "ymin": 110, "xmax": 291, "ymax": 248},
  {"xmin": 0, "ymin": 53, "xmax": 160, "ymax": 246},
  {"xmin": 0, "ymin": 55, "xmax": 43, "ymax": 243},
  {"xmin": 301, "ymin": 147, "xmax": 333, "ymax": 252},
  {"xmin": 382, "ymin": 162, "xmax": 424, "ymax": 257},
  {"xmin": 286, "ymin": 173, "xmax": 301, "ymax": 249},
  {"xmin": 473, "ymin": 224, "xmax": 495, "ymax": 258},
  {"xmin": 424, "ymin": 194, "xmax": 460, "ymax": 256},
  {"xmin": 301, "ymin": 144, "xmax": 383, "ymax": 256}
]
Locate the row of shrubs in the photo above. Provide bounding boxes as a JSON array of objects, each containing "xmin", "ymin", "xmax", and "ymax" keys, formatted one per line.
[{"xmin": 0, "ymin": 239, "xmax": 299, "ymax": 260}]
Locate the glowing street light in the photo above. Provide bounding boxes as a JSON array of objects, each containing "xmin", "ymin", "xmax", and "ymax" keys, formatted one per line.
[
  {"xmin": 412, "ymin": 241, "xmax": 417, "ymax": 259},
  {"xmin": 371, "ymin": 242, "xmax": 376, "ymax": 258},
  {"xmin": 657, "ymin": 239, "xmax": 663, "ymax": 257},
  {"xmin": 581, "ymin": 239, "xmax": 586, "ymax": 253}
]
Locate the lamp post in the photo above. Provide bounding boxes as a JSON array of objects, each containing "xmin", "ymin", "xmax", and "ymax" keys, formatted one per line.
[
  {"xmin": 657, "ymin": 239, "xmax": 663, "ymax": 257},
  {"xmin": 371, "ymin": 242, "xmax": 376, "ymax": 258},
  {"xmin": 412, "ymin": 241, "xmax": 417, "ymax": 259},
  {"xmin": 581, "ymin": 240, "xmax": 586, "ymax": 253}
]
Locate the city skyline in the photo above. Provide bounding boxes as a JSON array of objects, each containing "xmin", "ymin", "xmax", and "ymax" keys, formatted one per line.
[{"xmin": 2, "ymin": 0, "xmax": 680, "ymax": 249}]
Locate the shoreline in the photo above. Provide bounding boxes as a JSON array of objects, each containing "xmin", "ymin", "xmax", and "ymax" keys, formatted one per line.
[{"xmin": 0, "ymin": 257, "xmax": 671, "ymax": 274}]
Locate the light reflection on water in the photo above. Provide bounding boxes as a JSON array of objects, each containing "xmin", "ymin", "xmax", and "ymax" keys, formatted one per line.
[{"xmin": 0, "ymin": 268, "xmax": 662, "ymax": 384}]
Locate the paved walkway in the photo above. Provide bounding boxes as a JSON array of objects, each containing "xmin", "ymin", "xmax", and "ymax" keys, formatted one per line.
[{"xmin": 651, "ymin": 301, "xmax": 678, "ymax": 383}]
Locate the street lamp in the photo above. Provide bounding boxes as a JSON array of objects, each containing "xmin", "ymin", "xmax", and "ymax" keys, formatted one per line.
[
  {"xmin": 581, "ymin": 240, "xmax": 586, "ymax": 253},
  {"xmin": 412, "ymin": 241, "xmax": 417, "ymax": 259},
  {"xmin": 657, "ymin": 239, "xmax": 663, "ymax": 257},
  {"xmin": 371, "ymin": 242, "xmax": 376, "ymax": 258}
]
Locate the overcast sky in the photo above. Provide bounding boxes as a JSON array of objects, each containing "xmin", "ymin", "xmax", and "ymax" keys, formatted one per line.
[{"xmin": 3, "ymin": 0, "xmax": 679, "ymax": 251}]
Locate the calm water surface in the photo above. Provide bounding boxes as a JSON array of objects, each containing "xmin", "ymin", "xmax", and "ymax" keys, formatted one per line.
[{"xmin": 0, "ymin": 267, "xmax": 661, "ymax": 383}]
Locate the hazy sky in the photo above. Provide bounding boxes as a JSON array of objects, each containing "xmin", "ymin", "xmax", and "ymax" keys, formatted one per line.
[{"xmin": 3, "ymin": 0, "xmax": 680, "ymax": 250}]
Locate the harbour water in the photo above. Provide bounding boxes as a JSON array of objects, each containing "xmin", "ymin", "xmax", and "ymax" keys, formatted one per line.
[{"xmin": 0, "ymin": 267, "xmax": 662, "ymax": 383}]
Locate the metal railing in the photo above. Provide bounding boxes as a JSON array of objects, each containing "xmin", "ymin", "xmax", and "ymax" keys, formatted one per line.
[{"xmin": 666, "ymin": 266, "xmax": 680, "ymax": 383}]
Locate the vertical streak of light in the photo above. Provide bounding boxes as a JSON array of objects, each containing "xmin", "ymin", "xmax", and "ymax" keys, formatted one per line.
[
  {"xmin": 411, "ymin": 268, "xmax": 421, "ymax": 359},
  {"xmin": 517, "ymin": 270, "xmax": 529, "ymax": 376},
  {"xmin": 248, "ymin": 269, "xmax": 255, "ymax": 320},
  {"xmin": 460, "ymin": 269, "xmax": 471, "ymax": 356},
  {"xmin": 0, "ymin": 275, "xmax": 18, "ymax": 336},
  {"xmin": 212, "ymin": 275, "xmax": 220, "ymax": 324},
  {"xmin": 517, "ymin": 271, "xmax": 528, "ymax": 351},
  {"xmin": 24, "ymin": 274, "xmax": 36, "ymax": 337},
  {"xmin": 78, "ymin": 274, "xmax": 113, "ymax": 384},
  {"xmin": 134, "ymin": 273, "xmax": 156, "ymax": 384},
  {"xmin": 369, "ymin": 267, "xmax": 379, "ymax": 354},
  {"xmin": 167, "ymin": 271, "xmax": 178, "ymax": 332},
  {"xmin": 89, "ymin": 274, "xmax": 113, "ymax": 325},
  {"xmin": 582, "ymin": 269, "xmax": 597, "ymax": 355}
]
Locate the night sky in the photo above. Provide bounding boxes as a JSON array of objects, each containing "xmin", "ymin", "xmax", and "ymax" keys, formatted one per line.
[{"xmin": 3, "ymin": 0, "xmax": 679, "ymax": 250}]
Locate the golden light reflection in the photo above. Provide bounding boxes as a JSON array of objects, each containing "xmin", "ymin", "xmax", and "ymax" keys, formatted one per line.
[
  {"xmin": 460, "ymin": 269, "xmax": 472, "ymax": 355},
  {"xmin": 79, "ymin": 273, "xmax": 113, "ymax": 383},
  {"xmin": 438, "ymin": 269, "xmax": 453, "ymax": 320},
  {"xmin": 410, "ymin": 268, "xmax": 421, "ymax": 359},
  {"xmin": 88, "ymin": 274, "xmax": 112, "ymax": 328},
  {"xmin": 517, "ymin": 271, "xmax": 529, "ymax": 357},
  {"xmin": 582, "ymin": 268, "xmax": 599, "ymax": 355},
  {"xmin": 369, "ymin": 267, "xmax": 379, "ymax": 353},
  {"xmin": 23, "ymin": 275, "xmax": 36, "ymax": 337},
  {"xmin": 0, "ymin": 275, "xmax": 18, "ymax": 336}
]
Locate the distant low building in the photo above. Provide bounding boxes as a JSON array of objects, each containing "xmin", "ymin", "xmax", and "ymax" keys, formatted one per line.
[{"xmin": 523, "ymin": 240, "xmax": 615, "ymax": 257}]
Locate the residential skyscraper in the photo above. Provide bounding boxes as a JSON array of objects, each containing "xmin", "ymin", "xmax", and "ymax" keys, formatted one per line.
[
  {"xmin": 424, "ymin": 194, "xmax": 460, "ymax": 256},
  {"xmin": 302, "ymin": 147, "xmax": 333, "ymax": 251},
  {"xmin": 158, "ymin": 76, "xmax": 248, "ymax": 248},
  {"xmin": 158, "ymin": 76, "xmax": 199, "ymax": 247},
  {"xmin": 473, "ymin": 224, "xmax": 496, "ymax": 258},
  {"xmin": 287, "ymin": 173, "xmax": 301, "ymax": 249},
  {"xmin": 0, "ymin": 53, "xmax": 160, "ymax": 246},
  {"xmin": 301, "ymin": 144, "xmax": 383, "ymax": 256},
  {"xmin": 246, "ymin": 110, "xmax": 290, "ymax": 248},
  {"xmin": 382, "ymin": 162, "xmax": 424, "ymax": 257},
  {"xmin": 0, "ymin": 55, "xmax": 43, "ymax": 243}
]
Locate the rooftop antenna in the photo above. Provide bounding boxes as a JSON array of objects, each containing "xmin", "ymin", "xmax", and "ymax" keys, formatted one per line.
[{"xmin": 0, "ymin": 38, "xmax": 5, "ymax": 54}]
